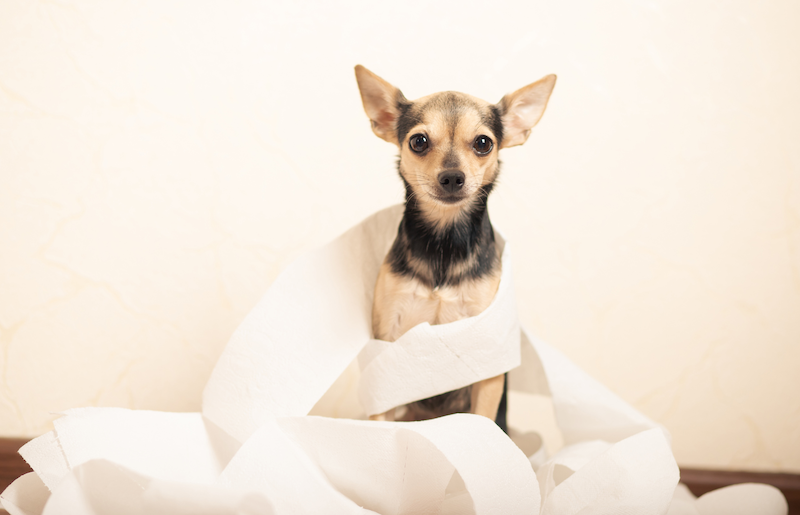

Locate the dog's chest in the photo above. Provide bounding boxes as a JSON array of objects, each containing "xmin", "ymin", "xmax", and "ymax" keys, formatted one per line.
[{"xmin": 372, "ymin": 263, "xmax": 500, "ymax": 342}]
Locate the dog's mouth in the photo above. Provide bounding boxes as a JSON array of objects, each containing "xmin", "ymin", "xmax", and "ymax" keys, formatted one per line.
[
  {"xmin": 426, "ymin": 184, "xmax": 475, "ymax": 206},
  {"xmin": 413, "ymin": 181, "xmax": 474, "ymax": 207},
  {"xmin": 431, "ymin": 193, "xmax": 469, "ymax": 205}
]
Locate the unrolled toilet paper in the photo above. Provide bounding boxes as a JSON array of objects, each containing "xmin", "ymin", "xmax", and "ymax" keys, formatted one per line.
[{"xmin": 2, "ymin": 205, "xmax": 788, "ymax": 515}]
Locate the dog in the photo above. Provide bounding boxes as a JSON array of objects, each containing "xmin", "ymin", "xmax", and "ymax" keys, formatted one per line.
[{"xmin": 355, "ymin": 65, "xmax": 555, "ymax": 425}]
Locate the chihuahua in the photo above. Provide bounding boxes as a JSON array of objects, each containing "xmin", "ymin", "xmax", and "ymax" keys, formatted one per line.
[{"xmin": 355, "ymin": 65, "xmax": 555, "ymax": 425}]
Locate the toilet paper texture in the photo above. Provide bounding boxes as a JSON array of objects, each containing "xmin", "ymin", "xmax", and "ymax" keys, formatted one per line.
[{"xmin": 2, "ymin": 205, "xmax": 789, "ymax": 515}]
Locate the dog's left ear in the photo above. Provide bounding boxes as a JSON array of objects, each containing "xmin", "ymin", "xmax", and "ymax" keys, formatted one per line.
[
  {"xmin": 497, "ymin": 74, "xmax": 556, "ymax": 148},
  {"xmin": 355, "ymin": 65, "xmax": 404, "ymax": 145}
]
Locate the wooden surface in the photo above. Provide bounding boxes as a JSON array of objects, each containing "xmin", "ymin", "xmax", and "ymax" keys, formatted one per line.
[
  {"xmin": 1, "ymin": 438, "xmax": 33, "ymax": 515},
  {"xmin": 1, "ymin": 437, "xmax": 798, "ymax": 513},
  {"xmin": 0, "ymin": 438, "xmax": 32, "ymax": 493}
]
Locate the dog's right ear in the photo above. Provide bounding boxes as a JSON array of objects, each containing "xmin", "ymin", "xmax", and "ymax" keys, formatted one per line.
[
  {"xmin": 497, "ymin": 74, "xmax": 557, "ymax": 149},
  {"xmin": 355, "ymin": 65, "xmax": 403, "ymax": 145}
]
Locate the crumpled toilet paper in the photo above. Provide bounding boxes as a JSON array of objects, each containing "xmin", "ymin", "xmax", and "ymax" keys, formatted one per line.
[{"xmin": 1, "ymin": 205, "xmax": 789, "ymax": 515}]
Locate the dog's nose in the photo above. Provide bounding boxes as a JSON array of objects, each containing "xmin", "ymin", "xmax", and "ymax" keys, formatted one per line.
[{"xmin": 438, "ymin": 171, "xmax": 465, "ymax": 194}]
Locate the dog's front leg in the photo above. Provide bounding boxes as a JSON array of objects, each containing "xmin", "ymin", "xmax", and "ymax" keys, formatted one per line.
[
  {"xmin": 368, "ymin": 408, "xmax": 396, "ymax": 422},
  {"xmin": 470, "ymin": 374, "xmax": 505, "ymax": 420}
]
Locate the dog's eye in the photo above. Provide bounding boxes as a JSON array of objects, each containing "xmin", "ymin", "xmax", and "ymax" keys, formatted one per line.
[
  {"xmin": 409, "ymin": 134, "xmax": 429, "ymax": 153},
  {"xmin": 473, "ymin": 135, "xmax": 493, "ymax": 155}
]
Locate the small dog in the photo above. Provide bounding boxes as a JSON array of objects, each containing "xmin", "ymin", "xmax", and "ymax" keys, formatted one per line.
[{"xmin": 355, "ymin": 65, "xmax": 555, "ymax": 425}]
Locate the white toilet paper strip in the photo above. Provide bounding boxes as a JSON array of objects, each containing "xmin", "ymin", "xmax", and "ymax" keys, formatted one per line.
[
  {"xmin": 40, "ymin": 460, "xmax": 276, "ymax": 515},
  {"xmin": 218, "ymin": 417, "xmax": 369, "ymax": 514},
  {"xmin": 537, "ymin": 429, "xmax": 679, "ymax": 515},
  {"xmin": 276, "ymin": 414, "xmax": 539, "ymax": 515},
  {"xmin": 517, "ymin": 331, "xmax": 666, "ymax": 445},
  {"xmin": 13, "ymin": 410, "xmax": 241, "ymax": 513},
  {"xmin": 0, "ymin": 473, "xmax": 49, "ymax": 515},
  {"xmin": 15, "ymin": 431, "xmax": 69, "ymax": 492},
  {"xmin": 52, "ymin": 408, "xmax": 227, "ymax": 485},
  {"xmin": 7, "ymin": 409, "xmax": 537, "ymax": 515},
  {"xmin": 693, "ymin": 483, "xmax": 788, "ymax": 515},
  {"xmin": 203, "ymin": 206, "xmax": 400, "ymax": 442}
]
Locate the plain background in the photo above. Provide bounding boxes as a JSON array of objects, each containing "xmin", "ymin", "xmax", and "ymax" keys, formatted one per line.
[{"xmin": 0, "ymin": 0, "xmax": 798, "ymax": 473}]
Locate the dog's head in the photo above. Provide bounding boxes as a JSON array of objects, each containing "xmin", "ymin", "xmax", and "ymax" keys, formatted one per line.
[{"xmin": 355, "ymin": 65, "xmax": 555, "ymax": 228}]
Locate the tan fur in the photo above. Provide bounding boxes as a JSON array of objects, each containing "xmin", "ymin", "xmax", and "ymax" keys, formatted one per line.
[
  {"xmin": 398, "ymin": 94, "xmax": 501, "ymax": 231},
  {"xmin": 372, "ymin": 263, "xmax": 501, "ymax": 343},
  {"xmin": 356, "ymin": 65, "xmax": 556, "ymax": 424}
]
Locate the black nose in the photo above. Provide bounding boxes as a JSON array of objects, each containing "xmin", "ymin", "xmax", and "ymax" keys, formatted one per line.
[{"xmin": 438, "ymin": 171, "xmax": 465, "ymax": 194}]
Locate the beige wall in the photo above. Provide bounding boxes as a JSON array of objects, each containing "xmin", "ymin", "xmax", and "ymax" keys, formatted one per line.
[{"xmin": 1, "ymin": 0, "xmax": 798, "ymax": 473}]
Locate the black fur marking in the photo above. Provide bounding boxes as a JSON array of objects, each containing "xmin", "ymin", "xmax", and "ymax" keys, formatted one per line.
[
  {"xmin": 388, "ymin": 176, "xmax": 498, "ymax": 289},
  {"xmin": 486, "ymin": 105, "xmax": 504, "ymax": 148},
  {"xmin": 494, "ymin": 372, "xmax": 508, "ymax": 433},
  {"xmin": 407, "ymin": 386, "xmax": 471, "ymax": 419},
  {"xmin": 395, "ymin": 96, "xmax": 421, "ymax": 146}
]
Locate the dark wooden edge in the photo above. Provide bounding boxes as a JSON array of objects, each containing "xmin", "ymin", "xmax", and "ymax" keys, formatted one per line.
[
  {"xmin": 1, "ymin": 438, "xmax": 33, "ymax": 494},
  {"xmin": 2, "ymin": 437, "xmax": 799, "ymax": 512}
]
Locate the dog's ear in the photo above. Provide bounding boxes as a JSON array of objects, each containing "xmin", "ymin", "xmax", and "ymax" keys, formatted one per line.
[
  {"xmin": 497, "ymin": 74, "xmax": 556, "ymax": 148},
  {"xmin": 355, "ymin": 65, "xmax": 404, "ymax": 145}
]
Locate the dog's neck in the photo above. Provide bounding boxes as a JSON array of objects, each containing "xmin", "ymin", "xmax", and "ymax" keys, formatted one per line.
[{"xmin": 387, "ymin": 180, "xmax": 498, "ymax": 288}]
